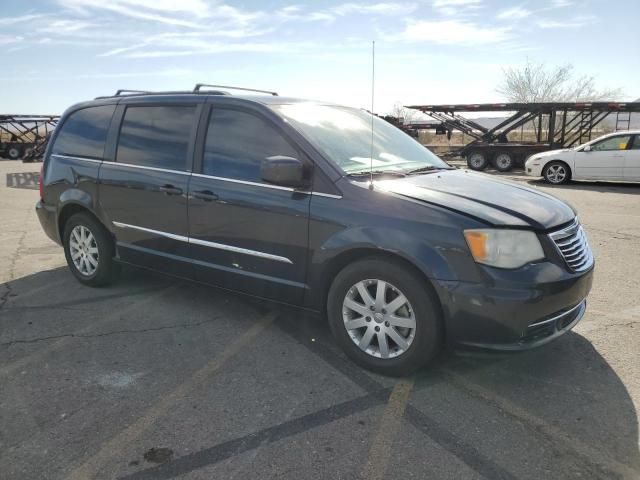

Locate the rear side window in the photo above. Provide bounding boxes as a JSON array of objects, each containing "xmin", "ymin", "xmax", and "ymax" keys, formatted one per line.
[
  {"xmin": 117, "ymin": 105, "xmax": 196, "ymax": 171},
  {"xmin": 52, "ymin": 105, "xmax": 115, "ymax": 159},
  {"xmin": 202, "ymin": 109, "xmax": 297, "ymax": 182}
]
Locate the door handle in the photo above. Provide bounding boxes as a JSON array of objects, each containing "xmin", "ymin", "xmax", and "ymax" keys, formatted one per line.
[
  {"xmin": 159, "ymin": 184, "xmax": 183, "ymax": 196},
  {"xmin": 193, "ymin": 189, "xmax": 218, "ymax": 202}
]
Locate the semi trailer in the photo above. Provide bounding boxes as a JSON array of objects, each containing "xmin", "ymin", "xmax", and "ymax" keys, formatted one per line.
[
  {"xmin": 0, "ymin": 114, "xmax": 59, "ymax": 162},
  {"xmin": 405, "ymin": 102, "xmax": 640, "ymax": 171}
]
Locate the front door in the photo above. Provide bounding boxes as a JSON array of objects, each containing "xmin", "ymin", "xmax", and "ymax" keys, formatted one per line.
[
  {"xmin": 99, "ymin": 102, "xmax": 199, "ymax": 277},
  {"xmin": 624, "ymin": 134, "xmax": 640, "ymax": 181},
  {"xmin": 574, "ymin": 134, "xmax": 630, "ymax": 180},
  {"xmin": 188, "ymin": 105, "xmax": 311, "ymax": 304}
]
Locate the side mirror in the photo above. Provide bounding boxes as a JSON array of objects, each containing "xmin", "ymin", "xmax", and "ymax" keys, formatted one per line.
[
  {"xmin": 583, "ymin": 145, "xmax": 592, "ymax": 152},
  {"xmin": 261, "ymin": 156, "xmax": 306, "ymax": 188}
]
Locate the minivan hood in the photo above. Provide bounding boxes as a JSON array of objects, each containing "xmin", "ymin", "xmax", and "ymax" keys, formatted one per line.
[{"xmin": 376, "ymin": 169, "xmax": 575, "ymax": 230}]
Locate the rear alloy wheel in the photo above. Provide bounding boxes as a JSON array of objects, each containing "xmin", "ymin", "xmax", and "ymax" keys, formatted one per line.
[
  {"xmin": 328, "ymin": 258, "xmax": 442, "ymax": 376},
  {"xmin": 63, "ymin": 212, "xmax": 120, "ymax": 286},
  {"xmin": 467, "ymin": 152, "xmax": 488, "ymax": 171},
  {"xmin": 493, "ymin": 152, "xmax": 514, "ymax": 172},
  {"xmin": 543, "ymin": 161, "xmax": 571, "ymax": 185}
]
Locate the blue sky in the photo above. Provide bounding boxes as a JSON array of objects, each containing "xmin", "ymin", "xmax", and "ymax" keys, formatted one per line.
[{"xmin": 1, "ymin": 0, "xmax": 637, "ymax": 115}]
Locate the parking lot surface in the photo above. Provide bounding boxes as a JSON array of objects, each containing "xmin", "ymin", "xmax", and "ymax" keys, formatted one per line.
[{"xmin": 1, "ymin": 160, "xmax": 639, "ymax": 480}]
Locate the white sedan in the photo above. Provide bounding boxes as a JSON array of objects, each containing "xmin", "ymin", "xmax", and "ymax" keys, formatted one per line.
[{"xmin": 525, "ymin": 130, "xmax": 640, "ymax": 184}]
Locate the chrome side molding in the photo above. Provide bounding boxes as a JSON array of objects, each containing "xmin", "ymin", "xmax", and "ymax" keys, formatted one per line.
[{"xmin": 112, "ymin": 221, "xmax": 293, "ymax": 264}]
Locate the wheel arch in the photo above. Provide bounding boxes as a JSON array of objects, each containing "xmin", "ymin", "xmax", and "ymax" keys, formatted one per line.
[
  {"xmin": 311, "ymin": 247, "xmax": 446, "ymax": 331},
  {"xmin": 57, "ymin": 200, "xmax": 111, "ymax": 243},
  {"xmin": 544, "ymin": 159, "xmax": 573, "ymax": 178}
]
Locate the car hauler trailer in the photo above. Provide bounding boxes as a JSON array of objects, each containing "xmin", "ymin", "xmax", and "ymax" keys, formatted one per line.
[
  {"xmin": 0, "ymin": 114, "xmax": 59, "ymax": 162},
  {"xmin": 405, "ymin": 102, "xmax": 640, "ymax": 171}
]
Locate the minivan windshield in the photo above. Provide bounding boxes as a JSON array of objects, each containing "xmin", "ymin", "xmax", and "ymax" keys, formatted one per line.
[{"xmin": 274, "ymin": 103, "xmax": 450, "ymax": 175}]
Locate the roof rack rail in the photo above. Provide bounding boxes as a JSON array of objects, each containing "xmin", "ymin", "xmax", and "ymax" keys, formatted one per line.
[
  {"xmin": 193, "ymin": 84, "xmax": 278, "ymax": 96},
  {"xmin": 114, "ymin": 89, "xmax": 152, "ymax": 96}
]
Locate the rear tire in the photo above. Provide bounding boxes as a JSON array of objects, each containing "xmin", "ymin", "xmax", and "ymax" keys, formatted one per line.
[
  {"xmin": 63, "ymin": 212, "xmax": 120, "ymax": 287},
  {"xmin": 493, "ymin": 152, "xmax": 514, "ymax": 172},
  {"xmin": 467, "ymin": 151, "xmax": 488, "ymax": 171},
  {"xmin": 327, "ymin": 258, "xmax": 442, "ymax": 376},
  {"xmin": 543, "ymin": 161, "xmax": 571, "ymax": 185},
  {"xmin": 7, "ymin": 146, "xmax": 21, "ymax": 160}
]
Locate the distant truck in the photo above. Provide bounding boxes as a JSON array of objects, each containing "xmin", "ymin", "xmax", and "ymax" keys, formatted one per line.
[
  {"xmin": 404, "ymin": 102, "xmax": 640, "ymax": 171},
  {"xmin": 0, "ymin": 115, "xmax": 59, "ymax": 161}
]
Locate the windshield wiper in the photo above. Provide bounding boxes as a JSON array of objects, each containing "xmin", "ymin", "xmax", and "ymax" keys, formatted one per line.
[
  {"xmin": 405, "ymin": 165, "xmax": 454, "ymax": 175},
  {"xmin": 346, "ymin": 170, "xmax": 407, "ymax": 178}
]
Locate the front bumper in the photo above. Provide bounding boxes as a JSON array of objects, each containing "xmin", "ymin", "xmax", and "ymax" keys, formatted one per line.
[
  {"xmin": 435, "ymin": 264, "xmax": 593, "ymax": 351},
  {"xmin": 525, "ymin": 161, "xmax": 544, "ymax": 177}
]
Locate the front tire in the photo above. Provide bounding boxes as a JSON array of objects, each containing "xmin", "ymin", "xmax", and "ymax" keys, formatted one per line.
[
  {"xmin": 543, "ymin": 161, "xmax": 571, "ymax": 185},
  {"xmin": 327, "ymin": 258, "xmax": 442, "ymax": 376},
  {"xmin": 63, "ymin": 212, "xmax": 120, "ymax": 287}
]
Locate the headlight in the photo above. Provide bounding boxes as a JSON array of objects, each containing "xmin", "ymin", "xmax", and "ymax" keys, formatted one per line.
[{"xmin": 464, "ymin": 229, "xmax": 544, "ymax": 269}]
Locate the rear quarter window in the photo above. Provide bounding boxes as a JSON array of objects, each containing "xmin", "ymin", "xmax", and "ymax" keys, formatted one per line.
[{"xmin": 52, "ymin": 105, "xmax": 115, "ymax": 159}]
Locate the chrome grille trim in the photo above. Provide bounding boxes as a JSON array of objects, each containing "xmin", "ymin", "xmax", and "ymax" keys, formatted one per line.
[{"xmin": 549, "ymin": 218, "xmax": 594, "ymax": 272}]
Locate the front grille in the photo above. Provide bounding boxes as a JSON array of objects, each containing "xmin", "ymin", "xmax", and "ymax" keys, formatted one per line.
[{"xmin": 549, "ymin": 219, "xmax": 593, "ymax": 272}]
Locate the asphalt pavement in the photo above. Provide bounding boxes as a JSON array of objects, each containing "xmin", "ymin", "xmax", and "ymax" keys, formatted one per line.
[{"xmin": 1, "ymin": 160, "xmax": 639, "ymax": 479}]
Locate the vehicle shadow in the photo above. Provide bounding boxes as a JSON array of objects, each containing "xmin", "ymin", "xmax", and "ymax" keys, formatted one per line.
[
  {"xmin": 2, "ymin": 266, "xmax": 638, "ymax": 478},
  {"xmin": 6, "ymin": 171, "xmax": 39, "ymax": 190}
]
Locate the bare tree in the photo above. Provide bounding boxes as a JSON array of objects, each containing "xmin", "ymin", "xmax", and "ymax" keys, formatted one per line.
[
  {"xmin": 391, "ymin": 102, "xmax": 419, "ymax": 124},
  {"xmin": 497, "ymin": 60, "xmax": 624, "ymax": 102}
]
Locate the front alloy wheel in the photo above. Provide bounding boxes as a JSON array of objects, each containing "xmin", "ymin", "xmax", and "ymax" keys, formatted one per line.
[
  {"xmin": 342, "ymin": 279, "xmax": 416, "ymax": 359},
  {"xmin": 327, "ymin": 258, "xmax": 442, "ymax": 376},
  {"xmin": 544, "ymin": 162, "xmax": 570, "ymax": 184}
]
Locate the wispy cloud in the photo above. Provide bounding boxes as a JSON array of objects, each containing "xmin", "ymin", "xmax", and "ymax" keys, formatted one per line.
[
  {"xmin": 497, "ymin": 6, "xmax": 532, "ymax": 20},
  {"xmin": 431, "ymin": 0, "xmax": 483, "ymax": 17},
  {"xmin": 537, "ymin": 15, "xmax": 595, "ymax": 28},
  {"xmin": 123, "ymin": 42, "xmax": 299, "ymax": 59},
  {"xmin": 0, "ymin": 14, "xmax": 46, "ymax": 26},
  {"xmin": 549, "ymin": 0, "xmax": 574, "ymax": 7},
  {"xmin": 0, "ymin": 35, "xmax": 24, "ymax": 45},
  {"xmin": 331, "ymin": 2, "xmax": 417, "ymax": 16},
  {"xmin": 396, "ymin": 19, "xmax": 510, "ymax": 45}
]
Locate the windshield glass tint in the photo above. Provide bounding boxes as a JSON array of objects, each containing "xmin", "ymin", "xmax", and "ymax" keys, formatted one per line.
[{"xmin": 274, "ymin": 104, "xmax": 448, "ymax": 174}]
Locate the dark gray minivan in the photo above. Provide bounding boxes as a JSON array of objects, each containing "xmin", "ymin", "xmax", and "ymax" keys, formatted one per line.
[{"xmin": 36, "ymin": 85, "xmax": 594, "ymax": 375}]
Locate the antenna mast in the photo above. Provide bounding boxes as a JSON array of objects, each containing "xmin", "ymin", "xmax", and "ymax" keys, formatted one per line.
[{"xmin": 369, "ymin": 40, "xmax": 375, "ymax": 190}]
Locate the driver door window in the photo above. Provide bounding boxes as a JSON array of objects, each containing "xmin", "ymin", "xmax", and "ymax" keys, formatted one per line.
[
  {"xmin": 592, "ymin": 135, "xmax": 631, "ymax": 152},
  {"xmin": 575, "ymin": 135, "xmax": 628, "ymax": 180}
]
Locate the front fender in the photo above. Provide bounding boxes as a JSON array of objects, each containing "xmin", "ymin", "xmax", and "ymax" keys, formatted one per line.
[{"xmin": 313, "ymin": 226, "xmax": 457, "ymax": 280}]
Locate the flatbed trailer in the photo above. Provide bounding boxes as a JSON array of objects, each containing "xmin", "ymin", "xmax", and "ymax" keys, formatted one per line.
[
  {"xmin": 405, "ymin": 102, "xmax": 640, "ymax": 171},
  {"xmin": 0, "ymin": 114, "xmax": 59, "ymax": 162}
]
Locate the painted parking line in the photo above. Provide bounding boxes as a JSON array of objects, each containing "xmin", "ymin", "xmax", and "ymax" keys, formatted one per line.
[
  {"xmin": 0, "ymin": 284, "xmax": 177, "ymax": 378},
  {"xmin": 66, "ymin": 310, "xmax": 278, "ymax": 480},
  {"xmin": 273, "ymin": 315, "xmax": 517, "ymax": 480},
  {"xmin": 109, "ymin": 316, "xmax": 509, "ymax": 480},
  {"xmin": 361, "ymin": 378, "xmax": 415, "ymax": 480}
]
